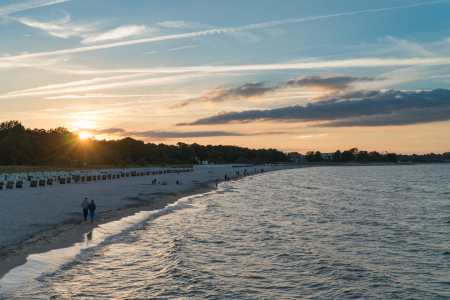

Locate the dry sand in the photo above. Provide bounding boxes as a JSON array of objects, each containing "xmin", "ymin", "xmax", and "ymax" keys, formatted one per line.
[{"xmin": 0, "ymin": 165, "xmax": 298, "ymax": 279}]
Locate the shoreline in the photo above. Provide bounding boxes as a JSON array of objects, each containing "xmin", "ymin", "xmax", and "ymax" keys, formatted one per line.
[{"xmin": 0, "ymin": 165, "xmax": 297, "ymax": 281}]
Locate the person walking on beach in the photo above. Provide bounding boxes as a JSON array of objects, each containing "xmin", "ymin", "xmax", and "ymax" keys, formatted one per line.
[
  {"xmin": 81, "ymin": 197, "xmax": 89, "ymax": 221},
  {"xmin": 88, "ymin": 200, "xmax": 96, "ymax": 222},
  {"xmin": 215, "ymin": 179, "xmax": 218, "ymax": 187}
]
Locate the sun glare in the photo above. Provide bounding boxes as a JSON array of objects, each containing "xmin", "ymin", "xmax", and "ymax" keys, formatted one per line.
[{"xmin": 79, "ymin": 132, "xmax": 91, "ymax": 140}]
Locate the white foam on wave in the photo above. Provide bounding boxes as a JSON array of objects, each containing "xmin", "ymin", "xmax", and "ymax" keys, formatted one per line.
[{"xmin": 0, "ymin": 190, "xmax": 216, "ymax": 293}]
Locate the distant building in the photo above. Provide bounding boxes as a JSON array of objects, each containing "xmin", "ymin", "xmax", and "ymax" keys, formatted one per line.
[
  {"xmin": 290, "ymin": 152, "xmax": 306, "ymax": 163},
  {"xmin": 321, "ymin": 153, "xmax": 333, "ymax": 161}
]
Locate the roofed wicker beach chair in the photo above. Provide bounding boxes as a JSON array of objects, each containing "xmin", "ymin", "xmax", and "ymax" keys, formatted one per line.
[
  {"xmin": 30, "ymin": 178, "xmax": 38, "ymax": 187},
  {"xmin": 46, "ymin": 176, "xmax": 54, "ymax": 185},
  {"xmin": 0, "ymin": 179, "xmax": 5, "ymax": 190},
  {"xmin": 6, "ymin": 178, "xmax": 15, "ymax": 189},
  {"xmin": 39, "ymin": 177, "xmax": 46, "ymax": 186},
  {"xmin": 60, "ymin": 176, "xmax": 67, "ymax": 184},
  {"xmin": 16, "ymin": 179, "xmax": 24, "ymax": 188}
]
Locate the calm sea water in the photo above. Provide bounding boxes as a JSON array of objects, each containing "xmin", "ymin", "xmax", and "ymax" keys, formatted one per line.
[{"xmin": 2, "ymin": 165, "xmax": 450, "ymax": 299}]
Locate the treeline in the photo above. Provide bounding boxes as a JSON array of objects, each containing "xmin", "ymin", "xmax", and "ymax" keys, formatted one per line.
[
  {"xmin": 0, "ymin": 121, "xmax": 288, "ymax": 166},
  {"xmin": 301, "ymin": 148, "xmax": 450, "ymax": 163}
]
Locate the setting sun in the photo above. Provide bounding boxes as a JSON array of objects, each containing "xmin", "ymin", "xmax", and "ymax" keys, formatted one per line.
[{"xmin": 79, "ymin": 132, "xmax": 91, "ymax": 140}]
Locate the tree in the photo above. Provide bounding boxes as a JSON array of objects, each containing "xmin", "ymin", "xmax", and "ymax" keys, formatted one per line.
[
  {"xmin": 314, "ymin": 151, "xmax": 323, "ymax": 162},
  {"xmin": 305, "ymin": 151, "xmax": 315, "ymax": 162},
  {"xmin": 332, "ymin": 150, "xmax": 341, "ymax": 162},
  {"xmin": 356, "ymin": 150, "xmax": 368, "ymax": 162},
  {"xmin": 341, "ymin": 150, "xmax": 355, "ymax": 162}
]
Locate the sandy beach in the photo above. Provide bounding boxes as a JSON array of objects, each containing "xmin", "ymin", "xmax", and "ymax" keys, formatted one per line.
[{"xmin": 0, "ymin": 164, "xmax": 297, "ymax": 280}]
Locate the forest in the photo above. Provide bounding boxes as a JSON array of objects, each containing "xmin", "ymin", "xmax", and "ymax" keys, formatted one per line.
[
  {"xmin": 0, "ymin": 121, "xmax": 288, "ymax": 166},
  {"xmin": 303, "ymin": 148, "xmax": 450, "ymax": 163},
  {"xmin": 1, "ymin": 120, "xmax": 447, "ymax": 166}
]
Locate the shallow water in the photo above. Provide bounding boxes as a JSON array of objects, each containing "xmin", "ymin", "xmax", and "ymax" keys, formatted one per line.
[{"xmin": 2, "ymin": 165, "xmax": 450, "ymax": 299}]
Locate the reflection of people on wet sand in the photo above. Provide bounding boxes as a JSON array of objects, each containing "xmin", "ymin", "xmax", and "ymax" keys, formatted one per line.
[
  {"xmin": 86, "ymin": 231, "xmax": 92, "ymax": 241},
  {"xmin": 152, "ymin": 178, "xmax": 156, "ymax": 185}
]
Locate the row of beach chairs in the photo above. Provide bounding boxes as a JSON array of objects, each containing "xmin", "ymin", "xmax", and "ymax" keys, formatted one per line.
[{"xmin": 0, "ymin": 167, "xmax": 195, "ymax": 189}]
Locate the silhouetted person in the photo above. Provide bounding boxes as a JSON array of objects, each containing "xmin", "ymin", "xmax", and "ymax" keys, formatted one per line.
[
  {"xmin": 88, "ymin": 200, "xmax": 96, "ymax": 222},
  {"xmin": 81, "ymin": 197, "xmax": 89, "ymax": 221}
]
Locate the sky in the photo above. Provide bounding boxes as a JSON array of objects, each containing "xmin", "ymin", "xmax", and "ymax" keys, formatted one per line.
[{"xmin": 1, "ymin": 0, "xmax": 450, "ymax": 154}]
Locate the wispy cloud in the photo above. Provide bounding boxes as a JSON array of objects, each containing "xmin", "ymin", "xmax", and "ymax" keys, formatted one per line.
[
  {"xmin": 0, "ymin": 72, "xmax": 220, "ymax": 99},
  {"xmin": 130, "ymin": 130, "xmax": 244, "ymax": 139},
  {"xmin": 142, "ymin": 51, "xmax": 157, "ymax": 55},
  {"xmin": 0, "ymin": 0, "xmax": 69, "ymax": 16},
  {"xmin": 168, "ymin": 82, "xmax": 280, "ymax": 109},
  {"xmin": 0, "ymin": 55, "xmax": 69, "ymax": 69},
  {"xmin": 11, "ymin": 11, "xmax": 101, "ymax": 39},
  {"xmin": 167, "ymin": 44, "xmax": 201, "ymax": 51},
  {"xmin": 176, "ymin": 88, "xmax": 450, "ymax": 127},
  {"xmin": 2, "ymin": 1, "xmax": 447, "ymax": 59},
  {"xmin": 52, "ymin": 57, "xmax": 450, "ymax": 75},
  {"xmin": 385, "ymin": 36, "xmax": 436, "ymax": 57},
  {"xmin": 81, "ymin": 25, "xmax": 158, "ymax": 44},
  {"xmin": 155, "ymin": 20, "xmax": 212, "ymax": 29},
  {"xmin": 45, "ymin": 93, "xmax": 194, "ymax": 99},
  {"xmin": 72, "ymin": 127, "xmax": 285, "ymax": 140},
  {"xmin": 5, "ymin": 74, "xmax": 145, "ymax": 96}
]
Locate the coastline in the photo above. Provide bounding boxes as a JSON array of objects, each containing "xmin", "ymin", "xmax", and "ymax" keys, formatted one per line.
[{"xmin": 0, "ymin": 165, "xmax": 297, "ymax": 281}]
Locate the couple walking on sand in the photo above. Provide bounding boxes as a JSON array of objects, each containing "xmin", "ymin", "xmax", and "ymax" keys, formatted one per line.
[{"xmin": 82, "ymin": 198, "xmax": 96, "ymax": 222}]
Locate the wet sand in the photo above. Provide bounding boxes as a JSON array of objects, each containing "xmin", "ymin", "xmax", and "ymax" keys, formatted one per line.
[{"xmin": 0, "ymin": 165, "xmax": 297, "ymax": 280}]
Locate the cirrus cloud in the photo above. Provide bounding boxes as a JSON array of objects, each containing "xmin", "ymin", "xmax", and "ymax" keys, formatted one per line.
[{"xmin": 81, "ymin": 25, "xmax": 158, "ymax": 44}]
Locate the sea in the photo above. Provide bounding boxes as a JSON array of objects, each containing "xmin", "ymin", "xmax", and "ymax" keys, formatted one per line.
[{"xmin": 1, "ymin": 164, "xmax": 450, "ymax": 299}]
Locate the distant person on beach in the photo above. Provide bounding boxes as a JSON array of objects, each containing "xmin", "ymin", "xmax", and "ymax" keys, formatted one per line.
[
  {"xmin": 81, "ymin": 197, "xmax": 89, "ymax": 221},
  {"xmin": 88, "ymin": 200, "xmax": 96, "ymax": 222},
  {"xmin": 215, "ymin": 179, "xmax": 218, "ymax": 187}
]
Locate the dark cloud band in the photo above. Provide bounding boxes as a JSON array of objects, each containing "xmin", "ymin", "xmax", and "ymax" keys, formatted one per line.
[
  {"xmin": 176, "ymin": 88, "xmax": 450, "ymax": 127},
  {"xmin": 287, "ymin": 75, "xmax": 376, "ymax": 91}
]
